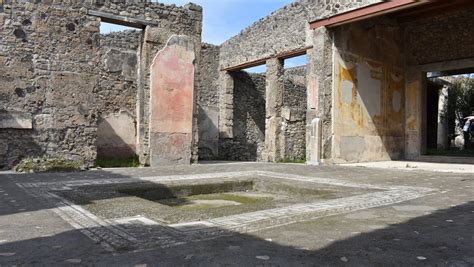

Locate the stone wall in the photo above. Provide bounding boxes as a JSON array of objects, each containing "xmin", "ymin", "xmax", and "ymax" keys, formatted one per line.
[
  {"xmin": 0, "ymin": 2, "xmax": 101, "ymax": 169},
  {"xmin": 96, "ymin": 30, "xmax": 141, "ymax": 159},
  {"xmin": 218, "ymin": 71, "xmax": 266, "ymax": 161},
  {"xmin": 0, "ymin": 1, "xmax": 202, "ymax": 169},
  {"xmin": 401, "ymin": 8, "xmax": 474, "ymax": 159},
  {"xmin": 213, "ymin": 67, "xmax": 307, "ymax": 162},
  {"xmin": 219, "ymin": 0, "xmax": 382, "ymax": 69},
  {"xmin": 283, "ymin": 66, "xmax": 307, "ymax": 161},
  {"xmin": 405, "ymin": 8, "xmax": 474, "ymax": 66},
  {"xmin": 196, "ymin": 43, "xmax": 220, "ymax": 160}
]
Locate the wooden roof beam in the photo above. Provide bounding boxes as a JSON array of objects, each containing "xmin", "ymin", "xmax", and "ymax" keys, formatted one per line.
[{"xmin": 309, "ymin": 0, "xmax": 430, "ymax": 29}]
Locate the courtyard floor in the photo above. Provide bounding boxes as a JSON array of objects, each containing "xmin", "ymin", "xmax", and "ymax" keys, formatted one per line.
[{"xmin": 0, "ymin": 163, "xmax": 472, "ymax": 266}]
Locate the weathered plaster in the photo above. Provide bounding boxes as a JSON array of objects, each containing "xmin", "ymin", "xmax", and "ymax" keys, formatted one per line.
[
  {"xmin": 331, "ymin": 17, "xmax": 405, "ymax": 163},
  {"xmin": 306, "ymin": 27, "xmax": 334, "ymax": 162},
  {"xmin": 405, "ymin": 72, "xmax": 424, "ymax": 160},
  {"xmin": 149, "ymin": 35, "xmax": 195, "ymax": 166},
  {"xmin": 96, "ymin": 111, "xmax": 136, "ymax": 159}
]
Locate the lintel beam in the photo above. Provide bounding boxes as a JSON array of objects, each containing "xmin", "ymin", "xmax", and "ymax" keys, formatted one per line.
[
  {"xmin": 221, "ymin": 46, "xmax": 312, "ymax": 72},
  {"xmin": 309, "ymin": 0, "xmax": 429, "ymax": 29},
  {"xmin": 88, "ymin": 10, "xmax": 158, "ymax": 29}
]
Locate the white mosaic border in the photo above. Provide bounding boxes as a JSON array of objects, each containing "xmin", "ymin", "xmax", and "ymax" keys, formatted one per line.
[{"xmin": 17, "ymin": 171, "xmax": 436, "ymax": 251}]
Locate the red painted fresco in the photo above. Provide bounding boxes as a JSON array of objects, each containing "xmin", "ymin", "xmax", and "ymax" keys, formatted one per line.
[{"xmin": 150, "ymin": 40, "xmax": 195, "ymax": 134}]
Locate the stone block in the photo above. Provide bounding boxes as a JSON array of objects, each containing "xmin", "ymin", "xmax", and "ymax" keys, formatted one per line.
[
  {"xmin": 121, "ymin": 51, "xmax": 137, "ymax": 81},
  {"xmin": 0, "ymin": 111, "xmax": 32, "ymax": 129},
  {"xmin": 34, "ymin": 114, "xmax": 54, "ymax": 130},
  {"xmin": 282, "ymin": 107, "xmax": 291, "ymax": 121},
  {"xmin": 103, "ymin": 48, "xmax": 123, "ymax": 73},
  {"xmin": 149, "ymin": 132, "xmax": 192, "ymax": 165},
  {"xmin": 282, "ymin": 107, "xmax": 305, "ymax": 122}
]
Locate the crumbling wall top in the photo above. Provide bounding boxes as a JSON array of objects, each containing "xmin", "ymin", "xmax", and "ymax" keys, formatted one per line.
[{"xmin": 219, "ymin": 0, "xmax": 382, "ymax": 70}]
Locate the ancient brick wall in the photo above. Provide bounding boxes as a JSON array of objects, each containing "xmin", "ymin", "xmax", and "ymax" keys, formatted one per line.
[
  {"xmin": 405, "ymin": 8, "xmax": 474, "ymax": 66},
  {"xmin": 98, "ymin": 30, "xmax": 140, "ymax": 117},
  {"xmin": 283, "ymin": 66, "xmax": 307, "ymax": 161},
  {"xmin": 219, "ymin": 0, "xmax": 382, "ymax": 69},
  {"xmin": 213, "ymin": 67, "xmax": 307, "ymax": 162},
  {"xmin": 96, "ymin": 30, "xmax": 141, "ymax": 159},
  {"xmin": 0, "ymin": 1, "xmax": 202, "ymax": 169},
  {"xmin": 217, "ymin": 0, "xmax": 382, "ymax": 163},
  {"xmin": 0, "ymin": 2, "xmax": 101, "ymax": 168},
  {"xmin": 219, "ymin": 71, "xmax": 266, "ymax": 161},
  {"xmin": 196, "ymin": 43, "xmax": 220, "ymax": 160}
]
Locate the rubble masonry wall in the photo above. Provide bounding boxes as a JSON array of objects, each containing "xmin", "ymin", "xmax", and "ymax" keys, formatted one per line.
[
  {"xmin": 219, "ymin": 0, "xmax": 382, "ymax": 69},
  {"xmin": 96, "ymin": 30, "xmax": 141, "ymax": 159},
  {"xmin": 0, "ymin": 0, "xmax": 202, "ymax": 168}
]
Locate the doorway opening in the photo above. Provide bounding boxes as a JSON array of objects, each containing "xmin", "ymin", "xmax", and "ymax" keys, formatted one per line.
[
  {"xmin": 280, "ymin": 54, "xmax": 308, "ymax": 163},
  {"xmin": 425, "ymin": 70, "xmax": 474, "ymax": 158},
  {"xmin": 220, "ymin": 64, "xmax": 267, "ymax": 161},
  {"xmin": 95, "ymin": 21, "xmax": 143, "ymax": 167}
]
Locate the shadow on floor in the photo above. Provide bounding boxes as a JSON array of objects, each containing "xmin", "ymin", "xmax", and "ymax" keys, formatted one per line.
[{"xmin": 0, "ymin": 191, "xmax": 472, "ymax": 265}]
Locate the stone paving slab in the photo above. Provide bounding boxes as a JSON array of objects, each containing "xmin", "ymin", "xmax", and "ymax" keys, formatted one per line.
[
  {"xmin": 342, "ymin": 160, "xmax": 474, "ymax": 173},
  {"xmin": 0, "ymin": 163, "xmax": 472, "ymax": 266},
  {"xmin": 16, "ymin": 170, "xmax": 435, "ymax": 252}
]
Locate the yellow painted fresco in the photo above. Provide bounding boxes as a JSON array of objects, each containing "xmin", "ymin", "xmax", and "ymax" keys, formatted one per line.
[
  {"xmin": 337, "ymin": 63, "xmax": 357, "ymax": 122},
  {"xmin": 334, "ymin": 52, "xmax": 406, "ymax": 161},
  {"xmin": 384, "ymin": 66, "xmax": 405, "ymax": 137},
  {"xmin": 406, "ymin": 79, "xmax": 420, "ymax": 131},
  {"xmin": 337, "ymin": 57, "xmax": 397, "ymax": 137}
]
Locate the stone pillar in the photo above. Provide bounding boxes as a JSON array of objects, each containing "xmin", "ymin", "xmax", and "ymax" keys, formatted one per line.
[
  {"xmin": 306, "ymin": 27, "xmax": 334, "ymax": 163},
  {"xmin": 405, "ymin": 71, "xmax": 424, "ymax": 159},
  {"xmin": 263, "ymin": 57, "xmax": 285, "ymax": 162},
  {"xmin": 149, "ymin": 35, "xmax": 195, "ymax": 166},
  {"xmin": 137, "ymin": 26, "xmax": 174, "ymax": 166},
  {"xmin": 136, "ymin": 27, "xmax": 148, "ymax": 165},
  {"xmin": 219, "ymin": 71, "xmax": 234, "ymax": 139},
  {"xmin": 308, "ymin": 118, "xmax": 322, "ymax": 165},
  {"xmin": 437, "ymin": 85, "xmax": 449, "ymax": 149}
]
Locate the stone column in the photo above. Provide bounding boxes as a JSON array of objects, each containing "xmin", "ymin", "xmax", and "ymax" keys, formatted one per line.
[
  {"xmin": 263, "ymin": 58, "xmax": 285, "ymax": 162},
  {"xmin": 437, "ymin": 85, "xmax": 449, "ymax": 149},
  {"xmin": 306, "ymin": 27, "xmax": 334, "ymax": 164},
  {"xmin": 218, "ymin": 71, "xmax": 234, "ymax": 139},
  {"xmin": 405, "ymin": 71, "xmax": 424, "ymax": 159}
]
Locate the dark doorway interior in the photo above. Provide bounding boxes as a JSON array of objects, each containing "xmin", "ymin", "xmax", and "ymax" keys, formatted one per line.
[
  {"xmin": 425, "ymin": 72, "xmax": 474, "ymax": 157},
  {"xmin": 426, "ymin": 80, "xmax": 441, "ymax": 150}
]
